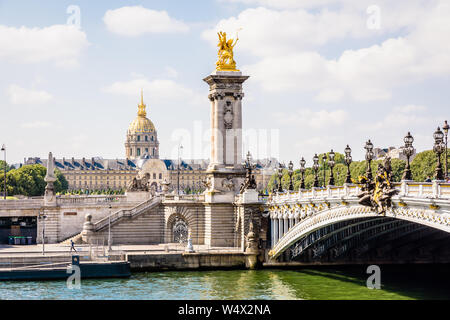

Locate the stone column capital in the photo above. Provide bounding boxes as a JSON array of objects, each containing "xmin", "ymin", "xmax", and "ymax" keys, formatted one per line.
[
  {"xmin": 233, "ymin": 92, "xmax": 244, "ymax": 100},
  {"xmin": 208, "ymin": 92, "xmax": 225, "ymax": 101}
]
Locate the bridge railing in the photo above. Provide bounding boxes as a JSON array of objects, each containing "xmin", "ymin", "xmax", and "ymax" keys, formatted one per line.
[{"xmin": 269, "ymin": 181, "xmax": 449, "ymax": 204}]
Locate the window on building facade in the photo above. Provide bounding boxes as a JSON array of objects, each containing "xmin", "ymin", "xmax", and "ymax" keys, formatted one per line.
[
  {"xmin": 145, "ymin": 148, "xmax": 148, "ymax": 153},
  {"xmin": 137, "ymin": 136, "xmax": 140, "ymax": 142},
  {"xmin": 137, "ymin": 148, "xmax": 141, "ymax": 156},
  {"xmin": 153, "ymin": 173, "xmax": 156, "ymax": 179},
  {"xmin": 145, "ymin": 136, "xmax": 148, "ymax": 141},
  {"xmin": 159, "ymin": 173, "xmax": 162, "ymax": 179}
]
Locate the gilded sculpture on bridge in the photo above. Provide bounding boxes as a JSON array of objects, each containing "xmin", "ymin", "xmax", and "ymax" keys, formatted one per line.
[
  {"xmin": 357, "ymin": 157, "xmax": 399, "ymax": 215},
  {"xmin": 216, "ymin": 31, "xmax": 239, "ymax": 71}
]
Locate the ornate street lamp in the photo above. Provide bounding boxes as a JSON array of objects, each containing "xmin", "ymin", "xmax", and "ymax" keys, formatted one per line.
[
  {"xmin": 1, "ymin": 144, "xmax": 5, "ymax": 199},
  {"xmin": 402, "ymin": 132, "xmax": 414, "ymax": 181},
  {"xmin": 299, "ymin": 157, "xmax": 306, "ymax": 189},
  {"xmin": 277, "ymin": 163, "xmax": 284, "ymax": 192},
  {"xmin": 177, "ymin": 144, "xmax": 183, "ymax": 195},
  {"xmin": 313, "ymin": 154, "xmax": 319, "ymax": 188},
  {"xmin": 328, "ymin": 149, "xmax": 335, "ymax": 186},
  {"xmin": 322, "ymin": 154, "xmax": 327, "ymax": 187},
  {"xmin": 288, "ymin": 161, "xmax": 294, "ymax": 191},
  {"xmin": 344, "ymin": 145, "xmax": 352, "ymax": 184},
  {"xmin": 443, "ymin": 120, "xmax": 449, "ymax": 179},
  {"xmin": 433, "ymin": 127, "xmax": 445, "ymax": 181},
  {"xmin": 244, "ymin": 151, "xmax": 254, "ymax": 174},
  {"xmin": 38, "ymin": 209, "xmax": 47, "ymax": 256},
  {"xmin": 364, "ymin": 139, "xmax": 374, "ymax": 180}
]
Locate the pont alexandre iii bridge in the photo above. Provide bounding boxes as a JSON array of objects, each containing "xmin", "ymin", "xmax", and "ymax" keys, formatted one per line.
[
  {"xmin": 264, "ymin": 127, "xmax": 450, "ymax": 265},
  {"xmin": 266, "ymin": 181, "xmax": 450, "ymax": 264}
]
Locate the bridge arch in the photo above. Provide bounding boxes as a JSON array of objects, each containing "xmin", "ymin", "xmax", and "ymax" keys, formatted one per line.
[{"xmin": 269, "ymin": 203, "xmax": 450, "ymax": 260}]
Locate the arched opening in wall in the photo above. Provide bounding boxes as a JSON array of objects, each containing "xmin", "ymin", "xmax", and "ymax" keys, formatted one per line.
[
  {"xmin": 172, "ymin": 217, "xmax": 189, "ymax": 244},
  {"xmin": 150, "ymin": 181, "xmax": 158, "ymax": 191}
]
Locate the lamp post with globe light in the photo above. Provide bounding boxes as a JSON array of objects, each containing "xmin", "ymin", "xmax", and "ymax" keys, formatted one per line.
[
  {"xmin": 299, "ymin": 157, "xmax": 306, "ymax": 189},
  {"xmin": 288, "ymin": 161, "xmax": 294, "ymax": 191},
  {"xmin": 313, "ymin": 154, "xmax": 319, "ymax": 188},
  {"xmin": 344, "ymin": 145, "xmax": 352, "ymax": 184},
  {"xmin": 364, "ymin": 140, "xmax": 374, "ymax": 180},
  {"xmin": 402, "ymin": 132, "xmax": 414, "ymax": 181},
  {"xmin": 433, "ymin": 127, "xmax": 445, "ymax": 181},
  {"xmin": 443, "ymin": 120, "xmax": 449, "ymax": 179}
]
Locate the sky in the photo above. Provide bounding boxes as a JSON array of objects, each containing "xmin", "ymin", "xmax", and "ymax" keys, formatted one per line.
[{"xmin": 0, "ymin": 0, "xmax": 449, "ymax": 167}]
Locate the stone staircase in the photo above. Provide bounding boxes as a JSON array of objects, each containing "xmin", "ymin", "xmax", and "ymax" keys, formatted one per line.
[
  {"xmin": 61, "ymin": 196, "xmax": 163, "ymax": 245},
  {"xmin": 60, "ymin": 233, "xmax": 84, "ymax": 245}
]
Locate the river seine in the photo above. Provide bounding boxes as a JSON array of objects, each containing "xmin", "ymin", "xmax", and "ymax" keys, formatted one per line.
[{"xmin": 1, "ymin": 265, "xmax": 449, "ymax": 300}]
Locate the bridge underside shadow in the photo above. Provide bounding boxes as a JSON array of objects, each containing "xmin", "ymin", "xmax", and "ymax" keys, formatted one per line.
[{"xmin": 278, "ymin": 217, "xmax": 450, "ymax": 265}]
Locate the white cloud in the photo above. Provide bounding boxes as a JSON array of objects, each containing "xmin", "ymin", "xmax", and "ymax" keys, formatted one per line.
[
  {"xmin": 363, "ymin": 105, "xmax": 435, "ymax": 131},
  {"xmin": 204, "ymin": 1, "xmax": 450, "ymax": 102},
  {"xmin": 7, "ymin": 85, "xmax": 53, "ymax": 105},
  {"xmin": 274, "ymin": 108, "xmax": 348, "ymax": 129},
  {"xmin": 220, "ymin": 0, "xmax": 343, "ymax": 9},
  {"xmin": 103, "ymin": 6, "xmax": 189, "ymax": 36},
  {"xmin": 0, "ymin": 25, "xmax": 88, "ymax": 67},
  {"xmin": 165, "ymin": 66, "xmax": 179, "ymax": 78},
  {"xmin": 20, "ymin": 121, "xmax": 52, "ymax": 129},
  {"xmin": 102, "ymin": 76, "xmax": 203, "ymax": 106}
]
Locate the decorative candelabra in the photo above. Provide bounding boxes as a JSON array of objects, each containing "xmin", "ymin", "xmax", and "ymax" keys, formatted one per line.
[
  {"xmin": 433, "ymin": 127, "xmax": 445, "ymax": 181},
  {"xmin": 402, "ymin": 132, "xmax": 414, "ymax": 181},
  {"xmin": 328, "ymin": 149, "xmax": 335, "ymax": 186},
  {"xmin": 299, "ymin": 157, "xmax": 306, "ymax": 189},
  {"xmin": 443, "ymin": 120, "xmax": 449, "ymax": 179},
  {"xmin": 364, "ymin": 139, "xmax": 374, "ymax": 180},
  {"xmin": 288, "ymin": 161, "xmax": 294, "ymax": 191},
  {"xmin": 313, "ymin": 154, "xmax": 319, "ymax": 188},
  {"xmin": 277, "ymin": 163, "xmax": 284, "ymax": 192},
  {"xmin": 344, "ymin": 145, "xmax": 352, "ymax": 184}
]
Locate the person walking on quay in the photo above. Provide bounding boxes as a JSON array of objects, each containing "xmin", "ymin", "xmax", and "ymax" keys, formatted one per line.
[{"xmin": 70, "ymin": 239, "xmax": 77, "ymax": 253}]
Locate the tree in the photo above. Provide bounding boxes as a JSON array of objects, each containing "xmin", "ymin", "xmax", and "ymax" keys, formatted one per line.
[
  {"xmin": 0, "ymin": 164, "xmax": 68, "ymax": 197},
  {"xmin": 410, "ymin": 150, "xmax": 438, "ymax": 181}
]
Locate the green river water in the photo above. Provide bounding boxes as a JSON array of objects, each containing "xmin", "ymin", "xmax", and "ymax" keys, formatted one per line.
[{"xmin": 1, "ymin": 265, "xmax": 449, "ymax": 300}]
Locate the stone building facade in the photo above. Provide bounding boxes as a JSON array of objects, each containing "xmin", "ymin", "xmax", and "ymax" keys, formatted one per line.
[{"xmin": 24, "ymin": 92, "xmax": 277, "ymax": 193}]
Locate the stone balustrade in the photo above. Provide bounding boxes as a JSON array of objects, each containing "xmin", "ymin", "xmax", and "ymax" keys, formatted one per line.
[
  {"xmin": 162, "ymin": 194, "xmax": 205, "ymax": 202},
  {"xmin": 57, "ymin": 195, "xmax": 127, "ymax": 205}
]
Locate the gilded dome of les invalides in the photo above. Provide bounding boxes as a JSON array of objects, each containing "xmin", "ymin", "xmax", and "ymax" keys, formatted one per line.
[{"xmin": 127, "ymin": 91, "xmax": 155, "ymax": 134}]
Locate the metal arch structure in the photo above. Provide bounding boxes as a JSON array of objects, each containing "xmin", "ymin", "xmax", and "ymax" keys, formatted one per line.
[{"xmin": 267, "ymin": 181, "xmax": 450, "ymax": 260}]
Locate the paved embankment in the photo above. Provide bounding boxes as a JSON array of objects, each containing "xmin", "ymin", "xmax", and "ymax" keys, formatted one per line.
[
  {"xmin": 126, "ymin": 252, "xmax": 250, "ymax": 271},
  {"xmin": 0, "ymin": 244, "xmax": 253, "ymax": 271}
]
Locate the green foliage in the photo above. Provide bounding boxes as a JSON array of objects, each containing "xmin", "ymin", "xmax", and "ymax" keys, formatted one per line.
[
  {"xmin": 62, "ymin": 188, "xmax": 125, "ymax": 196},
  {"xmin": 0, "ymin": 164, "xmax": 68, "ymax": 197},
  {"xmin": 0, "ymin": 160, "xmax": 13, "ymax": 172},
  {"xmin": 410, "ymin": 150, "xmax": 437, "ymax": 181}
]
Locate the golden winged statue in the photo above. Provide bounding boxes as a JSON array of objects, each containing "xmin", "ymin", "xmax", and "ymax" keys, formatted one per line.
[{"xmin": 216, "ymin": 31, "xmax": 239, "ymax": 71}]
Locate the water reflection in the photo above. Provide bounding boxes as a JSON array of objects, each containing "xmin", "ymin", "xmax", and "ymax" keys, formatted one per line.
[{"xmin": 1, "ymin": 266, "xmax": 450, "ymax": 300}]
